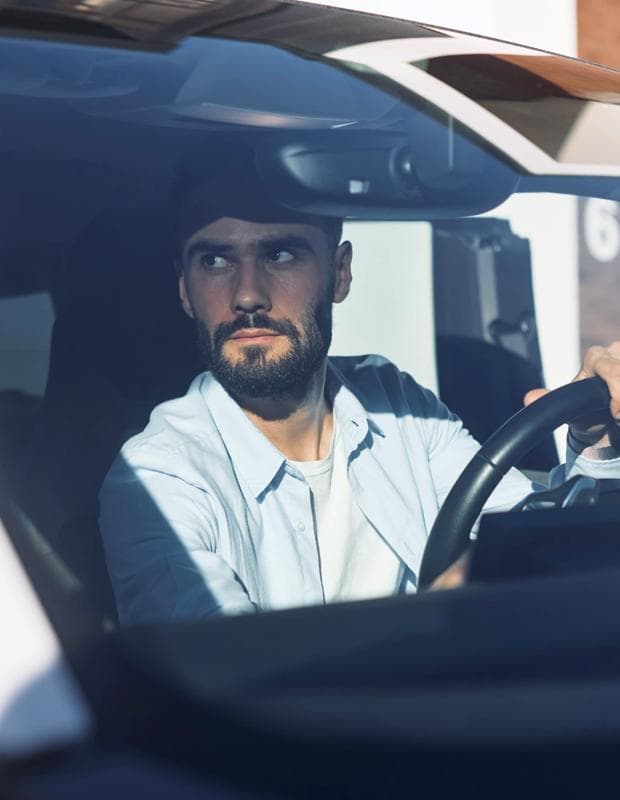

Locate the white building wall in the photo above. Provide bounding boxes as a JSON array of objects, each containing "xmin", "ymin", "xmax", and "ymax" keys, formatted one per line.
[
  {"xmin": 305, "ymin": 0, "xmax": 576, "ymax": 55},
  {"xmin": 333, "ymin": 221, "xmax": 436, "ymax": 390}
]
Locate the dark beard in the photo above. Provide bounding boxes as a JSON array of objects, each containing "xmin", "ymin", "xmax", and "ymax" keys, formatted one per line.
[{"xmin": 195, "ymin": 297, "xmax": 332, "ymax": 401}]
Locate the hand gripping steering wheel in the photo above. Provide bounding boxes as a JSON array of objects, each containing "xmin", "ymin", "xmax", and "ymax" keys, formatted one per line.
[{"xmin": 417, "ymin": 377, "xmax": 611, "ymax": 589}]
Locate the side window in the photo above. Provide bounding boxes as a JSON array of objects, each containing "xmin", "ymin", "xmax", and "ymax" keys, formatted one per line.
[
  {"xmin": 0, "ymin": 292, "xmax": 54, "ymax": 397},
  {"xmin": 0, "ymin": 282, "xmax": 55, "ymax": 492}
]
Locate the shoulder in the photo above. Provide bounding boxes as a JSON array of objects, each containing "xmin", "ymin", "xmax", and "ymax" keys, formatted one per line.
[
  {"xmin": 328, "ymin": 354, "xmax": 438, "ymax": 411},
  {"xmin": 107, "ymin": 372, "xmax": 228, "ymax": 485},
  {"xmin": 123, "ymin": 373, "xmax": 213, "ymax": 452},
  {"xmin": 329, "ymin": 355, "xmax": 464, "ymax": 454},
  {"xmin": 329, "ymin": 353, "xmax": 402, "ymax": 390}
]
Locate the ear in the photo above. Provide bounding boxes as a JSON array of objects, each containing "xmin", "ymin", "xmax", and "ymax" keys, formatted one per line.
[
  {"xmin": 332, "ymin": 241, "xmax": 352, "ymax": 304},
  {"xmin": 178, "ymin": 272, "xmax": 195, "ymax": 319}
]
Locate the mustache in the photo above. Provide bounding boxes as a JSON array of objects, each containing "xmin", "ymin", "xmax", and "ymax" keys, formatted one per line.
[{"xmin": 213, "ymin": 313, "xmax": 300, "ymax": 349}]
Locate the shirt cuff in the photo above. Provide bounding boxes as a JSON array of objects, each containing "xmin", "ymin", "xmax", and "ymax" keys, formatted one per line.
[{"xmin": 568, "ymin": 431, "xmax": 620, "ymax": 463}]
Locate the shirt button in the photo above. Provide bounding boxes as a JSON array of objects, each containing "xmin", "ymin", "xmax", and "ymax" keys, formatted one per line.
[{"xmin": 297, "ymin": 522, "xmax": 306, "ymax": 532}]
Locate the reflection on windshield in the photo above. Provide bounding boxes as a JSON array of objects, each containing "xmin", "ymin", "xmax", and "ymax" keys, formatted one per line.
[{"xmin": 0, "ymin": 22, "xmax": 618, "ymax": 635}]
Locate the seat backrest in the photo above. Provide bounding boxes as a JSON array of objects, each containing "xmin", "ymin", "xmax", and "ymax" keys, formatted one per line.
[
  {"xmin": 15, "ymin": 209, "xmax": 200, "ymax": 623},
  {"xmin": 432, "ymin": 218, "xmax": 558, "ymax": 472}
]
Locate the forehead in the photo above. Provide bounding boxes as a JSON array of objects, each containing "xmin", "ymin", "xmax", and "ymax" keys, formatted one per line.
[{"xmin": 184, "ymin": 216, "xmax": 329, "ymax": 250}]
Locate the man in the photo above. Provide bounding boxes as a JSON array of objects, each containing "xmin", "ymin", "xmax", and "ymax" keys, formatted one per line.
[{"xmin": 99, "ymin": 186, "xmax": 620, "ymax": 625}]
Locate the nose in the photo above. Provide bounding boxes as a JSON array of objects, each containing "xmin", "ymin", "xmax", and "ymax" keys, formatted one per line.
[{"xmin": 231, "ymin": 261, "xmax": 271, "ymax": 315}]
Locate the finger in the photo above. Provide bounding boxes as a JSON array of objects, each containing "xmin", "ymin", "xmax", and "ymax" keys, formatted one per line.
[
  {"xmin": 523, "ymin": 388, "xmax": 548, "ymax": 407},
  {"xmin": 580, "ymin": 343, "xmax": 620, "ymax": 419},
  {"xmin": 428, "ymin": 551, "xmax": 470, "ymax": 591}
]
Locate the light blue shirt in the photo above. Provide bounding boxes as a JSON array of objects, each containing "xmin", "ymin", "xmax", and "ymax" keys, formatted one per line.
[{"xmin": 99, "ymin": 355, "xmax": 619, "ymax": 626}]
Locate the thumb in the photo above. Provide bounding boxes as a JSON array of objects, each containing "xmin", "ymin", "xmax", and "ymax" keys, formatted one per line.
[{"xmin": 523, "ymin": 387, "xmax": 549, "ymax": 407}]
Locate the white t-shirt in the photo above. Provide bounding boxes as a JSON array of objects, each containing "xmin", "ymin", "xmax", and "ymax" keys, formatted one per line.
[{"xmin": 291, "ymin": 419, "xmax": 405, "ymax": 603}]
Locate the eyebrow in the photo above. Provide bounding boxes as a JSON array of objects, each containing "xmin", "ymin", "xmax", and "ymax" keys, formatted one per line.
[
  {"xmin": 185, "ymin": 235, "xmax": 317, "ymax": 264},
  {"xmin": 185, "ymin": 240, "xmax": 235, "ymax": 263}
]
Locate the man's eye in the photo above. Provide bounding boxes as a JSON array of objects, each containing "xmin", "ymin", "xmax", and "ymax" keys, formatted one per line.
[
  {"xmin": 199, "ymin": 254, "xmax": 231, "ymax": 270},
  {"xmin": 266, "ymin": 250, "xmax": 295, "ymax": 265}
]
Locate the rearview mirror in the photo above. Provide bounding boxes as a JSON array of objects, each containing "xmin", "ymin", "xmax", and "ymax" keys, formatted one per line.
[{"xmin": 255, "ymin": 119, "xmax": 519, "ymax": 220}]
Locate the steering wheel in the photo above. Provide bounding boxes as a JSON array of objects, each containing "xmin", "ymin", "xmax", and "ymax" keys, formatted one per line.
[{"xmin": 417, "ymin": 377, "xmax": 611, "ymax": 589}]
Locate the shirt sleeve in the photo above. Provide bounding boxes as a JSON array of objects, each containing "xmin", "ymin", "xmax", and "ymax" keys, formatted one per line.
[
  {"xmin": 412, "ymin": 380, "xmax": 536, "ymax": 511},
  {"xmin": 408, "ymin": 376, "xmax": 620, "ymax": 520},
  {"xmin": 557, "ymin": 436, "xmax": 620, "ymax": 482},
  {"xmin": 404, "ymin": 377, "xmax": 535, "ymax": 516},
  {"xmin": 99, "ymin": 451, "xmax": 256, "ymax": 626}
]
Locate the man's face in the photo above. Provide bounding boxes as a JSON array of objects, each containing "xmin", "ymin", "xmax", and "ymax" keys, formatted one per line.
[{"xmin": 179, "ymin": 217, "xmax": 352, "ymax": 398}]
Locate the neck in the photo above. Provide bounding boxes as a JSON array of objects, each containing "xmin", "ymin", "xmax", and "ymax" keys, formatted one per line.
[{"xmin": 230, "ymin": 361, "xmax": 333, "ymax": 461}]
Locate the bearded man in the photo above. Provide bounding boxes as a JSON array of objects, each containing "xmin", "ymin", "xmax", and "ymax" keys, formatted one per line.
[{"xmin": 99, "ymin": 186, "xmax": 620, "ymax": 625}]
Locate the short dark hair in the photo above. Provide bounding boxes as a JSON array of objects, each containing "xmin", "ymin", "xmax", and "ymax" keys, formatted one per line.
[{"xmin": 171, "ymin": 177, "xmax": 343, "ymax": 275}]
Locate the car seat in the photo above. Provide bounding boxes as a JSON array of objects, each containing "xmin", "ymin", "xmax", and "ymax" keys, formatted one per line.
[
  {"xmin": 432, "ymin": 217, "xmax": 559, "ymax": 475},
  {"xmin": 15, "ymin": 209, "xmax": 200, "ymax": 626}
]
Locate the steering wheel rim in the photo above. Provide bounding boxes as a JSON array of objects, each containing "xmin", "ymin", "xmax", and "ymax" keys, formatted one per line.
[{"xmin": 417, "ymin": 377, "xmax": 611, "ymax": 589}]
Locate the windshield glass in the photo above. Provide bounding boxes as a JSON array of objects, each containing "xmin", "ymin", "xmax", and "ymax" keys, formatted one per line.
[
  {"xmin": 1, "ymin": 5, "xmax": 620, "ymax": 685},
  {"xmin": 421, "ymin": 53, "xmax": 620, "ymax": 164}
]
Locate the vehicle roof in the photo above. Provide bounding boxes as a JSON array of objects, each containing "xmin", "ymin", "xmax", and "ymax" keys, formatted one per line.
[
  {"xmin": 0, "ymin": 0, "xmax": 441, "ymax": 47},
  {"xmin": 1, "ymin": 0, "xmax": 619, "ymax": 179}
]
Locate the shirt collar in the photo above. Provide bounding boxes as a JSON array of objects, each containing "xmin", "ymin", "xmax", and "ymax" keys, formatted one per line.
[
  {"xmin": 199, "ymin": 360, "xmax": 384, "ymax": 499},
  {"xmin": 327, "ymin": 360, "xmax": 385, "ymax": 450},
  {"xmin": 199, "ymin": 373, "xmax": 286, "ymax": 499}
]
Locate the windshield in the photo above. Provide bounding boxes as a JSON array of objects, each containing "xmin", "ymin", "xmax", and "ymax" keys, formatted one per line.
[{"xmin": 2, "ymin": 2, "xmax": 620, "ymax": 760}]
